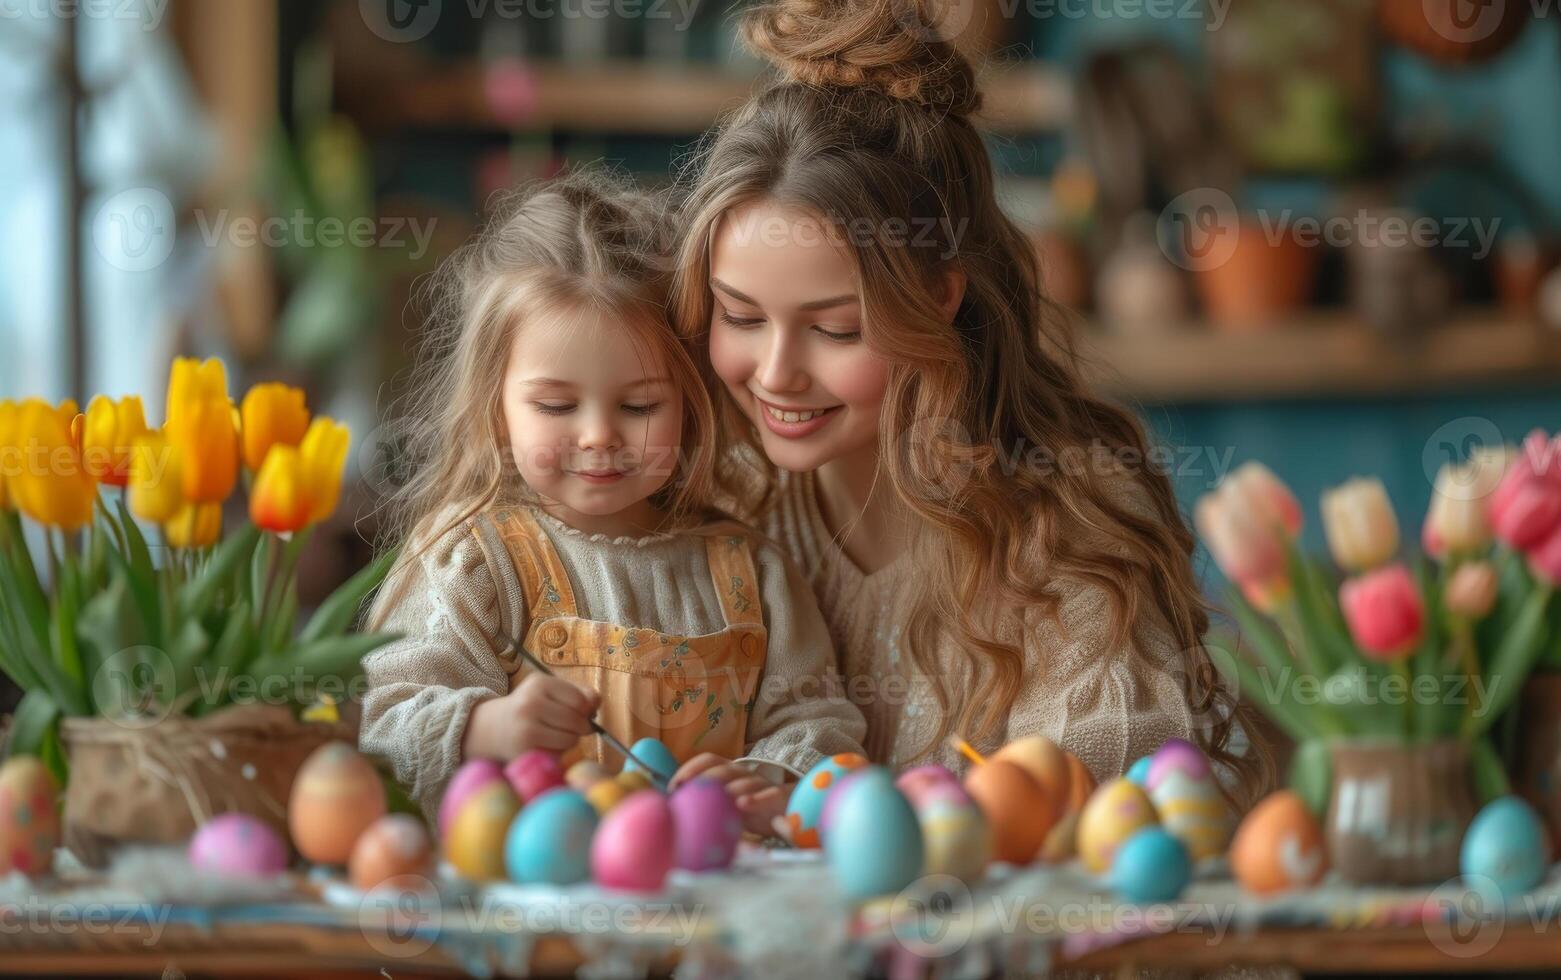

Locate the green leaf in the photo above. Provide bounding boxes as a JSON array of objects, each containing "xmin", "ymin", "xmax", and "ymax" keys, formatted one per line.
[
  {"xmin": 178, "ymin": 524, "xmax": 261, "ymax": 622},
  {"xmin": 1283, "ymin": 541, "xmax": 1353, "ymax": 675},
  {"xmin": 299, "ymin": 546, "xmax": 399, "ymax": 643},
  {"xmin": 75, "ymin": 576, "xmax": 138, "ymax": 686},
  {"xmin": 1469, "ymin": 586, "xmax": 1554, "ymax": 737},
  {"xmin": 1288, "ymin": 738, "xmax": 1332, "ymax": 816},
  {"xmin": 1226, "ymin": 592, "xmax": 1348, "ymax": 737},
  {"xmin": 114, "ymin": 496, "xmax": 155, "ymax": 580},
  {"xmin": 248, "ymin": 632, "xmax": 401, "ymax": 693},
  {"xmin": 167, "ymin": 618, "xmax": 211, "ymax": 706},
  {"xmin": 51, "ymin": 556, "xmax": 85, "ymax": 690},
  {"xmin": 1207, "ymin": 642, "xmax": 1313, "ymax": 742},
  {"xmin": 250, "ymin": 531, "xmax": 274, "ymax": 615},
  {"xmin": 197, "ymin": 599, "xmax": 255, "ymax": 716},
  {"xmin": 5, "ymin": 690, "xmax": 61, "ymax": 758},
  {"xmin": 1469, "ymin": 736, "xmax": 1511, "ymax": 804}
]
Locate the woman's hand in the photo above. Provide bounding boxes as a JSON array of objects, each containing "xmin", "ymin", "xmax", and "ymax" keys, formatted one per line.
[
  {"xmin": 672, "ymin": 752, "xmax": 791, "ymax": 837},
  {"xmin": 463, "ymin": 673, "xmax": 600, "ymax": 760}
]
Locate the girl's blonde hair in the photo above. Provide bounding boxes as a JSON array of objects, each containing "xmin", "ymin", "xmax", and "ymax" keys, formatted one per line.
[
  {"xmin": 368, "ymin": 170, "xmax": 717, "ymax": 628},
  {"xmin": 671, "ymin": 0, "xmax": 1270, "ymax": 801}
]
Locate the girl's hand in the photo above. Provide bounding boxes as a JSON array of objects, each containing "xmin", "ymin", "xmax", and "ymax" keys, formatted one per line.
[
  {"xmin": 672, "ymin": 753, "xmax": 792, "ymax": 837},
  {"xmin": 463, "ymin": 673, "xmax": 600, "ymax": 760}
]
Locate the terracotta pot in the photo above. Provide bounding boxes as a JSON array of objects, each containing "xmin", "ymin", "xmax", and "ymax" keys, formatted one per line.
[
  {"xmin": 60, "ymin": 703, "xmax": 355, "ymax": 867},
  {"xmin": 1325, "ymin": 738, "xmax": 1478, "ymax": 886},
  {"xmin": 1378, "ymin": 0, "xmax": 1531, "ymax": 65},
  {"xmin": 1515, "ymin": 673, "xmax": 1561, "ymax": 846},
  {"xmin": 1193, "ymin": 222, "xmax": 1318, "ymax": 330}
]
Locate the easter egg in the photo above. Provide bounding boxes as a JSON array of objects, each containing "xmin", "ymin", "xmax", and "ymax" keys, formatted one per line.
[
  {"xmin": 916, "ymin": 788, "xmax": 990, "ymax": 882},
  {"xmin": 670, "ymin": 778, "xmax": 743, "ymax": 871},
  {"xmin": 964, "ymin": 759, "xmax": 1055, "ymax": 865},
  {"xmin": 504, "ymin": 750, "xmax": 565, "ymax": 803},
  {"xmin": 623, "ymin": 737, "xmax": 678, "ymax": 784},
  {"xmin": 1064, "ymin": 754, "xmax": 1096, "ymax": 815},
  {"xmin": 585, "ymin": 778, "xmax": 633, "ymax": 815},
  {"xmin": 616, "ymin": 770, "xmax": 654, "ymax": 794},
  {"xmin": 785, "ymin": 753, "xmax": 868, "ymax": 849},
  {"xmin": 506, "ymin": 789, "xmax": 599, "ymax": 885},
  {"xmin": 592, "ymin": 790, "xmax": 675, "ymax": 891},
  {"xmin": 0, "ymin": 756, "xmax": 59, "ymax": 877},
  {"xmin": 1230, "ymin": 790, "xmax": 1326, "ymax": 896},
  {"xmin": 994, "ymin": 736, "xmax": 1072, "ymax": 803},
  {"xmin": 1125, "ymin": 756, "xmax": 1152, "ymax": 787},
  {"xmin": 566, "ymin": 760, "xmax": 608, "ymax": 790},
  {"xmin": 1462, "ymin": 796, "xmax": 1551, "ymax": 897},
  {"xmin": 1112, "ymin": 827, "xmax": 1190, "ymax": 903},
  {"xmin": 349, "ymin": 814, "xmax": 434, "ymax": 892},
  {"xmin": 1077, "ymin": 778, "xmax": 1159, "ymax": 873},
  {"xmin": 1149, "ymin": 771, "xmax": 1231, "ymax": 862},
  {"xmin": 896, "ymin": 764, "xmax": 961, "ymax": 807},
  {"xmin": 288, "ymin": 742, "xmax": 387, "ymax": 865},
  {"xmin": 445, "ymin": 782, "xmax": 520, "ymax": 882},
  {"xmin": 440, "ymin": 759, "xmax": 503, "ymax": 836},
  {"xmin": 825, "ymin": 767, "xmax": 923, "ymax": 900},
  {"xmin": 189, "ymin": 813, "xmax": 289, "ymax": 877},
  {"xmin": 1146, "ymin": 738, "xmax": 1211, "ymax": 789},
  {"xmin": 819, "ymin": 768, "xmax": 870, "ymax": 844}
]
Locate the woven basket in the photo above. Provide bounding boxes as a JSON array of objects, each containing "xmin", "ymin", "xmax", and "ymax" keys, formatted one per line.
[{"xmin": 59, "ymin": 703, "xmax": 355, "ymax": 867}]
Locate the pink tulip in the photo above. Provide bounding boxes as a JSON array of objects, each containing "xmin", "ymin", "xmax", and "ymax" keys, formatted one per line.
[
  {"xmin": 1489, "ymin": 430, "xmax": 1561, "ymax": 551},
  {"xmin": 1443, "ymin": 561, "xmax": 1498, "ymax": 620},
  {"xmin": 1196, "ymin": 464, "xmax": 1300, "ymax": 612},
  {"xmin": 1224, "ymin": 462, "xmax": 1303, "ymax": 538},
  {"xmin": 1339, "ymin": 564, "xmax": 1425, "ymax": 661}
]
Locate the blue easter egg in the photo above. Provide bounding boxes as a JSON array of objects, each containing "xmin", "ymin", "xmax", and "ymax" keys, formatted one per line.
[
  {"xmin": 1112, "ymin": 827, "xmax": 1191, "ymax": 903},
  {"xmin": 785, "ymin": 752, "xmax": 868, "ymax": 849},
  {"xmin": 825, "ymin": 766, "xmax": 923, "ymax": 901},
  {"xmin": 1462, "ymin": 796, "xmax": 1550, "ymax": 897},
  {"xmin": 505, "ymin": 789, "xmax": 599, "ymax": 885},
  {"xmin": 623, "ymin": 737, "xmax": 678, "ymax": 785},
  {"xmin": 1126, "ymin": 756, "xmax": 1153, "ymax": 787}
]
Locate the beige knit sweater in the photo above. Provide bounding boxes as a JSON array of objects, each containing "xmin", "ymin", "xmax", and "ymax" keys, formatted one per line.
[
  {"xmin": 358, "ymin": 504, "xmax": 868, "ymax": 820},
  {"xmin": 742, "ymin": 468, "xmax": 1197, "ymax": 783}
]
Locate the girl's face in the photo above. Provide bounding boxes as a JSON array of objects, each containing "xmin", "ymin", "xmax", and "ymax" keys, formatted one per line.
[
  {"xmin": 707, "ymin": 200, "xmax": 891, "ymax": 474},
  {"xmin": 501, "ymin": 308, "xmax": 683, "ymax": 533}
]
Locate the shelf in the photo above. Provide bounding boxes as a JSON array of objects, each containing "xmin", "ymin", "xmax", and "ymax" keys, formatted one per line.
[
  {"xmin": 1075, "ymin": 311, "xmax": 1561, "ymax": 403},
  {"xmin": 342, "ymin": 60, "xmax": 1071, "ymax": 136}
]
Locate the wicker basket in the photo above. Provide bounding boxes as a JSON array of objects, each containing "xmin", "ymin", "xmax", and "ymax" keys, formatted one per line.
[{"xmin": 59, "ymin": 703, "xmax": 355, "ymax": 867}]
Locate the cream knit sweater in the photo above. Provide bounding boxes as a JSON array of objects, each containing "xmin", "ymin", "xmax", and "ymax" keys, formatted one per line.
[{"xmin": 742, "ymin": 468, "xmax": 1198, "ymax": 782}]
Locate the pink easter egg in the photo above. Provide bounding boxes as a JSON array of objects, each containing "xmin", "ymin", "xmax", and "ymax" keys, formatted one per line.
[
  {"xmin": 896, "ymin": 765, "xmax": 962, "ymax": 807},
  {"xmin": 1146, "ymin": 738, "xmax": 1211, "ymax": 793},
  {"xmin": 505, "ymin": 750, "xmax": 566, "ymax": 803},
  {"xmin": 189, "ymin": 813, "xmax": 289, "ymax": 877},
  {"xmin": 440, "ymin": 759, "xmax": 503, "ymax": 836},
  {"xmin": 591, "ymin": 790, "xmax": 675, "ymax": 891},
  {"xmin": 669, "ymin": 778, "xmax": 742, "ymax": 872}
]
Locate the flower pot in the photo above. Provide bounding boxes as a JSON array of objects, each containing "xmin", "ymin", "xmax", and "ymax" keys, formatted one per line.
[
  {"xmin": 1325, "ymin": 738, "xmax": 1478, "ymax": 886},
  {"xmin": 1515, "ymin": 673, "xmax": 1561, "ymax": 847},
  {"xmin": 59, "ymin": 703, "xmax": 355, "ymax": 867},
  {"xmin": 1378, "ymin": 0, "xmax": 1531, "ymax": 66},
  {"xmin": 1193, "ymin": 222, "xmax": 1318, "ymax": 331}
]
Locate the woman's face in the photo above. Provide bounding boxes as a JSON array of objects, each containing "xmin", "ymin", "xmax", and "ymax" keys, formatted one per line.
[{"xmin": 706, "ymin": 200, "xmax": 891, "ymax": 473}]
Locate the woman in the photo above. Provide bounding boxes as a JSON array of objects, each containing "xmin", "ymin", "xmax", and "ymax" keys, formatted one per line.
[{"xmin": 671, "ymin": 0, "xmax": 1268, "ymax": 800}]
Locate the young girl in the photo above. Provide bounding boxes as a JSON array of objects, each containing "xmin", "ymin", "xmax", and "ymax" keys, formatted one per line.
[
  {"xmin": 672, "ymin": 0, "xmax": 1272, "ymax": 803},
  {"xmin": 359, "ymin": 172, "xmax": 867, "ymax": 830}
]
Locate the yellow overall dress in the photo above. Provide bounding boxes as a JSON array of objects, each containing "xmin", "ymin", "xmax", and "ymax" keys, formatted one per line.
[{"xmin": 489, "ymin": 507, "xmax": 768, "ymax": 773}]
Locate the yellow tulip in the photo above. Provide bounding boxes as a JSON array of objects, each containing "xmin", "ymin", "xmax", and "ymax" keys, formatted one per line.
[
  {"xmin": 82, "ymin": 395, "xmax": 149, "ymax": 487},
  {"xmin": 10, "ymin": 398, "xmax": 95, "ymax": 530},
  {"xmin": 169, "ymin": 395, "xmax": 239, "ymax": 505},
  {"xmin": 240, "ymin": 383, "xmax": 309, "ymax": 472},
  {"xmin": 128, "ymin": 431, "xmax": 184, "ymax": 524},
  {"xmin": 165, "ymin": 501, "xmax": 223, "ymax": 549},
  {"xmin": 0, "ymin": 399, "xmax": 16, "ymax": 511},
  {"xmin": 166, "ymin": 357, "xmax": 229, "ymax": 428},
  {"xmin": 249, "ymin": 417, "xmax": 350, "ymax": 532},
  {"xmin": 1321, "ymin": 477, "xmax": 1400, "ymax": 572}
]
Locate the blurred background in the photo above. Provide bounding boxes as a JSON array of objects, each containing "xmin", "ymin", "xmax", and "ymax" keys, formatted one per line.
[{"xmin": 2, "ymin": 0, "xmax": 1559, "ymax": 605}]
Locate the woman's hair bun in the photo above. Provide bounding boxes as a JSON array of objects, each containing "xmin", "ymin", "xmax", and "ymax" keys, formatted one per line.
[{"xmin": 741, "ymin": 0, "xmax": 983, "ymax": 117}]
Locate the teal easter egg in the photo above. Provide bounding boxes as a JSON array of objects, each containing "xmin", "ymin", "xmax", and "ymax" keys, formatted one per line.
[
  {"xmin": 1462, "ymin": 796, "xmax": 1550, "ymax": 897},
  {"xmin": 785, "ymin": 753, "xmax": 868, "ymax": 849},
  {"xmin": 824, "ymin": 767, "xmax": 923, "ymax": 901},
  {"xmin": 1126, "ymin": 756, "xmax": 1153, "ymax": 787},
  {"xmin": 623, "ymin": 738, "xmax": 678, "ymax": 785},
  {"xmin": 505, "ymin": 789, "xmax": 599, "ymax": 885},
  {"xmin": 1112, "ymin": 827, "xmax": 1190, "ymax": 903}
]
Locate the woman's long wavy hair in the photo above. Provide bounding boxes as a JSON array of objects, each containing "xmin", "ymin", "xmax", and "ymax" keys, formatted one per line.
[
  {"xmin": 670, "ymin": 0, "xmax": 1270, "ymax": 801},
  {"xmin": 366, "ymin": 170, "xmax": 717, "ymax": 631}
]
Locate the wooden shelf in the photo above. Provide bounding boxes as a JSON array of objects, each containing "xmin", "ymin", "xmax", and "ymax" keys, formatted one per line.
[
  {"xmin": 342, "ymin": 59, "xmax": 1071, "ymax": 136},
  {"xmin": 1076, "ymin": 312, "xmax": 1561, "ymax": 403}
]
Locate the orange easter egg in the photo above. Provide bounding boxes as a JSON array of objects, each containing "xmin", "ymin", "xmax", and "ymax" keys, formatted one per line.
[
  {"xmin": 1231, "ymin": 791, "xmax": 1327, "ymax": 895},
  {"xmin": 288, "ymin": 742, "xmax": 387, "ymax": 865},
  {"xmin": 993, "ymin": 736, "xmax": 1072, "ymax": 803},
  {"xmin": 964, "ymin": 759, "xmax": 1056, "ymax": 865},
  {"xmin": 349, "ymin": 814, "xmax": 434, "ymax": 892},
  {"xmin": 1064, "ymin": 753, "xmax": 1096, "ymax": 815}
]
